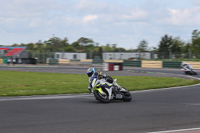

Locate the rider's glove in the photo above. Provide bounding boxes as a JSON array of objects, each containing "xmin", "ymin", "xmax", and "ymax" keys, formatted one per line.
[
  {"xmin": 102, "ymin": 74, "xmax": 107, "ymax": 78},
  {"xmin": 98, "ymin": 72, "xmax": 106, "ymax": 78},
  {"xmin": 98, "ymin": 75, "xmax": 103, "ymax": 79}
]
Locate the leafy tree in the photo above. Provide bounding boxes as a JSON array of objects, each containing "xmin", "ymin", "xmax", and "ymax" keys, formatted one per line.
[
  {"xmin": 111, "ymin": 44, "xmax": 117, "ymax": 52},
  {"xmin": 77, "ymin": 37, "xmax": 94, "ymax": 46},
  {"xmin": 35, "ymin": 40, "xmax": 45, "ymax": 51},
  {"xmin": 26, "ymin": 43, "xmax": 35, "ymax": 50},
  {"xmin": 127, "ymin": 48, "xmax": 137, "ymax": 52},
  {"xmin": 171, "ymin": 37, "xmax": 185, "ymax": 58},
  {"xmin": 116, "ymin": 47, "xmax": 126, "ymax": 52},
  {"xmin": 71, "ymin": 42, "xmax": 80, "ymax": 49},
  {"xmin": 98, "ymin": 47, "xmax": 103, "ymax": 59},
  {"xmin": 44, "ymin": 37, "xmax": 69, "ymax": 52},
  {"xmin": 191, "ymin": 29, "xmax": 200, "ymax": 58},
  {"xmin": 72, "ymin": 37, "xmax": 94, "ymax": 51},
  {"xmin": 84, "ymin": 44, "xmax": 95, "ymax": 59},
  {"xmin": 158, "ymin": 35, "xmax": 173, "ymax": 59},
  {"xmin": 103, "ymin": 44, "xmax": 112, "ymax": 52},
  {"xmin": 11, "ymin": 44, "xmax": 20, "ymax": 47},
  {"xmin": 182, "ymin": 42, "xmax": 192, "ymax": 58},
  {"xmin": 151, "ymin": 46, "xmax": 158, "ymax": 52},
  {"xmin": 137, "ymin": 40, "xmax": 149, "ymax": 52},
  {"xmin": 64, "ymin": 45, "xmax": 76, "ymax": 52}
]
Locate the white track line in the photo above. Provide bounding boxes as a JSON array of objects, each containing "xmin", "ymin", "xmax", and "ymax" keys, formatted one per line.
[
  {"xmin": 1, "ymin": 82, "xmax": 200, "ymax": 101},
  {"xmin": 0, "ymin": 94, "xmax": 91, "ymax": 101},
  {"xmin": 131, "ymin": 74, "xmax": 200, "ymax": 94},
  {"xmin": 132, "ymin": 83, "xmax": 200, "ymax": 94},
  {"xmin": 148, "ymin": 127, "xmax": 200, "ymax": 133}
]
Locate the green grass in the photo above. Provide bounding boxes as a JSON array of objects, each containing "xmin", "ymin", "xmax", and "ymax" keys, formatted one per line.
[{"xmin": 0, "ymin": 71, "xmax": 199, "ymax": 96}]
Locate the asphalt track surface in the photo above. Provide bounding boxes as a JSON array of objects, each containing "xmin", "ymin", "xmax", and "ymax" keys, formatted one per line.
[{"xmin": 0, "ymin": 65, "xmax": 200, "ymax": 133}]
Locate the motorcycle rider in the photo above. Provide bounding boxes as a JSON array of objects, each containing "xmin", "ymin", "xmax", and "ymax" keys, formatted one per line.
[
  {"xmin": 181, "ymin": 62, "xmax": 193, "ymax": 69},
  {"xmin": 87, "ymin": 67, "xmax": 123, "ymax": 93}
]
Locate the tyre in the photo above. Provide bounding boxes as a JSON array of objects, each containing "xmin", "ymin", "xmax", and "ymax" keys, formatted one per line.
[
  {"xmin": 93, "ymin": 90, "xmax": 109, "ymax": 103},
  {"xmin": 122, "ymin": 92, "xmax": 132, "ymax": 102},
  {"xmin": 185, "ymin": 71, "xmax": 191, "ymax": 75},
  {"xmin": 192, "ymin": 71, "xmax": 198, "ymax": 75},
  {"xmin": 184, "ymin": 71, "xmax": 187, "ymax": 75}
]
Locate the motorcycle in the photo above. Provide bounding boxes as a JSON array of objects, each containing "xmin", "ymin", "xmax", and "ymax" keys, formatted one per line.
[
  {"xmin": 89, "ymin": 76, "xmax": 132, "ymax": 103},
  {"xmin": 181, "ymin": 65, "xmax": 198, "ymax": 75}
]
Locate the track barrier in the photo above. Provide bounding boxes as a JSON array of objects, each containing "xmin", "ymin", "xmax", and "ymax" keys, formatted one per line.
[
  {"xmin": 184, "ymin": 61, "xmax": 200, "ymax": 69},
  {"xmin": 0, "ymin": 59, "xmax": 3, "ymax": 64},
  {"xmin": 8, "ymin": 58, "xmax": 199, "ymax": 70},
  {"xmin": 163, "ymin": 61, "xmax": 182, "ymax": 68},
  {"xmin": 103, "ymin": 61, "xmax": 123, "ymax": 71},
  {"xmin": 141, "ymin": 61, "xmax": 163, "ymax": 68}
]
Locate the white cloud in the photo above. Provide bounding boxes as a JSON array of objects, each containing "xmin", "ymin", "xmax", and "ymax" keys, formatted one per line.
[
  {"xmin": 83, "ymin": 15, "xmax": 98, "ymax": 23},
  {"xmin": 0, "ymin": 0, "xmax": 61, "ymax": 18},
  {"xmin": 120, "ymin": 9, "xmax": 148, "ymax": 21},
  {"xmin": 167, "ymin": 8, "xmax": 190, "ymax": 25},
  {"xmin": 0, "ymin": 0, "xmax": 200, "ymax": 49},
  {"xmin": 157, "ymin": 7, "xmax": 200, "ymax": 26}
]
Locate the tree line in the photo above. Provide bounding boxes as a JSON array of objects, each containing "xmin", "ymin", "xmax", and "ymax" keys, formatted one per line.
[{"xmin": 6, "ymin": 29, "xmax": 200, "ymax": 59}]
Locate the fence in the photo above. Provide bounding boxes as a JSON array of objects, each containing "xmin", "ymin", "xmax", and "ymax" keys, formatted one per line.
[
  {"xmin": 1, "ymin": 49, "xmax": 200, "ymax": 65},
  {"xmin": 154, "ymin": 50, "xmax": 200, "ymax": 61}
]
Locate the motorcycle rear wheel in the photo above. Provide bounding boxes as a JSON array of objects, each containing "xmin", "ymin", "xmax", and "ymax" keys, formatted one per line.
[{"xmin": 93, "ymin": 90, "xmax": 109, "ymax": 103}]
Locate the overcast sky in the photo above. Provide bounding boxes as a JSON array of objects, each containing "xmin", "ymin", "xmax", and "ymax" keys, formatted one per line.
[{"xmin": 0, "ymin": 0, "xmax": 200, "ymax": 49}]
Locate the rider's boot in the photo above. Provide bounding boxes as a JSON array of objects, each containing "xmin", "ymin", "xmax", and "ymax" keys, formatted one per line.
[{"xmin": 113, "ymin": 82, "xmax": 127, "ymax": 92}]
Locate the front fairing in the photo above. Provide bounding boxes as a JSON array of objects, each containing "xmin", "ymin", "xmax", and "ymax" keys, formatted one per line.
[{"xmin": 90, "ymin": 77, "xmax": 113, "ymax": 100}]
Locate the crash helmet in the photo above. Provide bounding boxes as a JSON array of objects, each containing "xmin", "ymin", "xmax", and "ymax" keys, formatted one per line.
[
  {"xmin": 181, "ymin": 62, "xmax": 187, "ymax": 67},
  {"xmin": 87, "ymin": 67, "xmax": 95, "ymax": 77}
]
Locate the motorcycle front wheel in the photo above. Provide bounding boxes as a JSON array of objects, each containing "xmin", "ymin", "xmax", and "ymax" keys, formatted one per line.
[
  {"xmin": 192, "ymin": 71, "xmax": 198, "ymax": 75},
  {"xmin": 93, "ymin": 90, "xmax": 109, "ymax": 103},
  {"xmin": 122, "ymin": 91, "xmax": 132, "ymax": 102}
]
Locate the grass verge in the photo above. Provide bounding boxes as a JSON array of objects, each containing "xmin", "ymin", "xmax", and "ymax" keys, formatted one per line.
[{"xmin": 0, "ymin": 71, "xmax": 199, "ymax": 96}]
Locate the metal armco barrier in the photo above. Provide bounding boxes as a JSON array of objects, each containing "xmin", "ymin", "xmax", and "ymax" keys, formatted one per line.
[
  {"xmin": 92, "ymin": 59, "xmax": 104, "ymax": 64},
  {"xmin": 48, "ymin": 59, "xmax": 58, "ymax": 65},
  {"xmin": 123, "ymin": 60, "xmax": 141, "ymax": 67},
  {"xmin": 44, "ymin": 59, "xmax": 200, "ymax": 70},
  {"xmin": 163, "ymin": 61, "xmax": 182, "ymax": 68}
]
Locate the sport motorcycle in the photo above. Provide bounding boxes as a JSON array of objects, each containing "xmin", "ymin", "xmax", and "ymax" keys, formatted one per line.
[
  {"xmin": 181, "ymin": 66, "xmax": 198, "ymax": 75},
  {"xmin": 89, "ymin": 76, "xmax": 132, "ymax": 103}
]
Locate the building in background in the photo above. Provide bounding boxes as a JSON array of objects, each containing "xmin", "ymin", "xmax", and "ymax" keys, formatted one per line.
[
  {"xmin": 0, "ymin": 47, "xmax": 26, "ymax": 58},
  {"xmin": 54, "ymin": 52, "xmax": 86, "ymax": 60},
  {"xmin": 103, "ymin": 52, "xmax": 157, "ymax": 60},
  {"xmin": 0, "ymin": 47, "xmax": 37, "ymax": 64}
]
